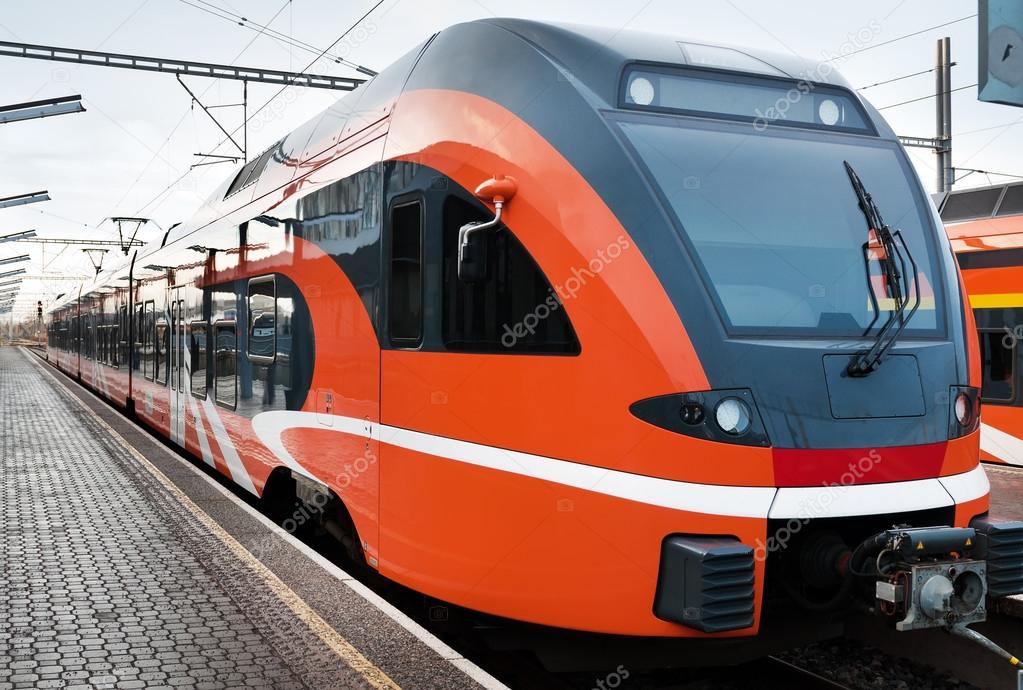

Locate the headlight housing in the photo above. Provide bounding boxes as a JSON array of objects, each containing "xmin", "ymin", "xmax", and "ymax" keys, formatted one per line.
[
  {"xmin": 630, "ymin": 388, "xmax": 770, "ymax": 447},
  {"xmin": 948, "ymin": 386, "xmax": 980, "ymax": 439}
]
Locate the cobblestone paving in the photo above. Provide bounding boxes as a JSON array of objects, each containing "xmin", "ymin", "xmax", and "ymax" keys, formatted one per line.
[{"xmin": 0, "ymin": 349, "xmax": 379, "ymax": 690}]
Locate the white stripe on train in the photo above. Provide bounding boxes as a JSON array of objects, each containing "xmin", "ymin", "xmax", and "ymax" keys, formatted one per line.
[
  {"xmin": 250, "ymin": 410, "xmax": 990, "ymax": 520},
  {"xmin": 980, "ymin": 422, "xmax": 1023, "ymax": 466}
]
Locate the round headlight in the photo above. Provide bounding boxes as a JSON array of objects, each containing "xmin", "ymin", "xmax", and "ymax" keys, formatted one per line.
[
  {"xmin": 818, "ymin": 98, "xmax": 840, "ymax": 126},
  {"xmin": 628, "ymin": 76, "xmax": 655, "ymax": 106},
  {"xmin": 954, "ymin": 392, "xmax": 972, "ymax": 426},
  {"xmin": 715, "ymin": 398, "xmax": 752, "ymax": 436}
]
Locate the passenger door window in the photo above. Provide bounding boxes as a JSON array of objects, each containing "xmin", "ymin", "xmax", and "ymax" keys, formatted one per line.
[
  {"xmin": 214, "ymin": 321, "xmax": 237, "ymax": 409},
  {"xmin": 389, "ymin": 201, "xmax": 423, "ymax": 346},
  {"xmin": 980, "ymin": 329, "xmax": 1015, "ymax": 403},
  {"xmin": 247, "ymin": 276, "xmax": 276, "ymax": 363}
]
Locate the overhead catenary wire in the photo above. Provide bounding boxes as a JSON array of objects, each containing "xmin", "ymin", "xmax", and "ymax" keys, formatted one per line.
[
  {"xmin": 877, "ymin": 83, "xmax": 976, "ymax": 111},
  {"xmin": 839, "ymin": 14, "xmax": 976, "ymax": 59},
  {"xmin": 178, "ymin": 0, "xmax": 377, "ymax": 76},
  {"xmin": 118, "ymin": 0, "xmax": 295, "ymax": 217},
  {"xmin": 858, "ymin": 66, "xmax": 939, "ymax": 91},
  {"xmin": 135, "ymin": 0, "xmax": 386, "ymax": 216},
  {"xmin": 954, "ymin": 167, "xmax": 1023, "ymax": 182}
]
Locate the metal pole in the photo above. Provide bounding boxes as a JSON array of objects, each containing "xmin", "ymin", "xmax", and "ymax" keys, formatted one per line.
[
  {"xmin": 935, "ymin": 39, "xmax": 945, "ymax": 193},
  {"xmin": 243, "ymin": 79, "xmax": 248, "ymax": 164},
  {"xmin": 941, "ymin": 37, "xmax": 953, "ymax": 191},
  {"xmin": 935, "ymin": 37, "xmax": 953, "ymax": 192}
]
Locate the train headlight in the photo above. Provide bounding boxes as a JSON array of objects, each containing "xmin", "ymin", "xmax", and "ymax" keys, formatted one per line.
[
  {"xmin": 954, "ymin": 392, "xmax": 972, "ymax": 426},
  {"xmin": 628, "ymin": 76, "xmax": 655, "ymax": 106},
  {"xmin": 947, "ymin": 386, "xmax": 980, "ymax": 439},
  {"xmin": 818, "ymin": 98, "xmax": 841, "ymax": 126},
  {"xmin": 715, "ymin": 398, "xmax": 752, "ymax": 436}
]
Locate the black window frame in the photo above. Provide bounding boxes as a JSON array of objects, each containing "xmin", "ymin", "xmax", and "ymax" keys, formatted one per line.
[{"xmin": 388, "ymin": 198, "xmax": 424, "ymax": 348}]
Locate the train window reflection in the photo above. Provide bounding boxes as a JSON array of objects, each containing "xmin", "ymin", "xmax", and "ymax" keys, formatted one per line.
[
  {"xmin": 143, "ymin": 301, "xmax": 155, "ymax": 381},
  {"xmin": 214, "ymin": 321, "xmax": 237, "ymax": 409},
  {"xmin": 155, "ymin": 316, "xmax": 168, "ymax": 385},
  {"xmin": 248, "ymin": 276, "xmax": 276, "ymax": 364},
  {"xmin": 191, "ymin": 322, "xmax": 208, "ymax": 399}
]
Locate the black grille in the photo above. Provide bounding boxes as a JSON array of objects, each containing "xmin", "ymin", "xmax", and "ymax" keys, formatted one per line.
[
  {"xmin": 972, "ymin": 518, "xmax": 1023, "ymax": 598},
  {"xmin": 654, "ymin": 536, "xmax": 755, "ymax": 633}
]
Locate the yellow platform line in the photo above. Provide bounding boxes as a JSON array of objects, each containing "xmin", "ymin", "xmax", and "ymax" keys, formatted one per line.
[{"xmin": 24, "ymin": 350, "xmax": 402, "ymax": 690}]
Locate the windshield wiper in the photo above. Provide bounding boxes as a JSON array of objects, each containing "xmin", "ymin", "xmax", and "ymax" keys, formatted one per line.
[{"xmin": 843, "ymin": 161, "xmax": 921, "ymax": 377}]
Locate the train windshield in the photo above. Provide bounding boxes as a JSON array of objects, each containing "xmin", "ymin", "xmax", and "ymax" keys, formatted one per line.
[{"xmin": 617, "ymin": 115, "xmax": 944, "ymax": 337}]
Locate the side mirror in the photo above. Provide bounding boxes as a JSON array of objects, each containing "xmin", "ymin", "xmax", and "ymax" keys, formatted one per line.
[
  {"xmin": 457, "ymin": 175, "xmax": 517, "ymax": 283},
  {"xmin": 457, "ymin": 221, "xmax": 489, "ymax": 283}
]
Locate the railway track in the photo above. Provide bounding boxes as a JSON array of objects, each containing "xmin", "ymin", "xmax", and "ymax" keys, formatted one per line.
[{"xmin": 759, "ymin": 656, "xmax": 853, "ymax": 689}]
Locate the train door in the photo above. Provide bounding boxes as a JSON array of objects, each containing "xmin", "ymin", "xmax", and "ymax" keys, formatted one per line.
[{"xmin": 169, "ymin": 289, "xmax": 187, "ymax": 445}]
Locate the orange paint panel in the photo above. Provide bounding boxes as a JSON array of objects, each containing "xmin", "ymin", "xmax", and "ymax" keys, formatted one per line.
[
  {"xmin": 281, "ymin": 426, "xmax": 379, "ymax": 559},
  {"xmin": 954, "ymin": 494, "xmax": 990, "ymax": 528},
  {"xmin": 378, "ymin": 445, "xmax": 765, "ymax": 637},
  {"xmin": 946, "ymin": 216, "xmax": 1023, "ymax": 241},
  {"xmin": 940, "ymin": 432, "xmax": 980, "ymax": 476}
]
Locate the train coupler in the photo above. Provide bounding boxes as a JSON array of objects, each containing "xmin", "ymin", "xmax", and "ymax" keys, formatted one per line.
[
  {"xmin": 863, "ymin": 526, "xmax": 986, "ymax": 631},
  {"xmin": 859, "ymin": 523, "xmax": 1023, "ymax": 676}
]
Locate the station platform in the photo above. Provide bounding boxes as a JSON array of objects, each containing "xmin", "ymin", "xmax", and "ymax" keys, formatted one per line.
[
  {"xmin": 0, "ymin": 347, "xmax": 502, "ymax": 690},
  {"xmin": 986, "ymin": 463, "xmax": 1023, "ymax": 522}
]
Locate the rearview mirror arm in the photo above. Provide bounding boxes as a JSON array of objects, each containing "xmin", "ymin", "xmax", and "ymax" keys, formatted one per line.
[{"xmin": 457, "ymin": 199, "xmax": 505, "ymax": 269}]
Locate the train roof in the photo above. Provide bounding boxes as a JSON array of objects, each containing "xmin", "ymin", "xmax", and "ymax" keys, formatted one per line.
[
  {"xmin": 51, "ymin": 19, "xmax": 873, "ymax": 314},
  {"xmin": 479, "ymin": 18, "xmax": 856, "ymax": 99}
]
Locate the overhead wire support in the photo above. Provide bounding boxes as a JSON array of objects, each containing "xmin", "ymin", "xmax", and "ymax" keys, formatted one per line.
[
  {"xmin": 177, "ymin": 74, "xmax": 245, "ymax": 159},
  {"xmin": 0, "ymin": 94, "xmax": 85, "ymax": 124},
  {"xmin": 0, "ymin": 40, "xmax": 366, "ymax": 90},
  {"xmin": 0, "ymin": 191, "xmax": 50, "ymax": 210},
  {"xmin": 15, "ymin": 237, "xmax": 146, "ymax": 247}
]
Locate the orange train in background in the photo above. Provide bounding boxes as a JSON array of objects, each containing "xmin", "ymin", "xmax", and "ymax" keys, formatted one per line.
[
  {"xmin": 44, "ymin": 19, "xmax": 1023, "ymax": 667},
  {"xmin": 942, "ymin": 181, "xmax": 1023, "ymax": 466}
]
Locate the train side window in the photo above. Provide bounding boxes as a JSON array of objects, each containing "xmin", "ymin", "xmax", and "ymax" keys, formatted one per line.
[
  {"xmin": 247, "ymin": 276, "xmax": 276, "ymax": 364},
  {"xmin": 214, "ymin": 321, "xmax": 237, "ymax": 409},
  {"xmin": 155, "ymin": 314, "xmax": 168, "ymax": 385},
  {"xmin": 143, "ymin": 301, "xmax": 155, "ymax": 381},
  {"xmin": 190, "ymin": 321, "xmax": 208, "ymax": 399},
  {"xmin": 441, "ymin": 195, "xmax": 580, "ymax": 354},
  {"xmin": 133, "ymin": 304, "xmax": 143, "ymax": 371},
  {"xmin": 980, "ymin": 329, "xmax": 1015, "ymax": 402},
  {"xmin": 118, "ymin": 305, "xmax": 128, "ymax": 369},
  {"xmin": 389, "ymin": 200, "xmax": 423, "ymax": 346}
]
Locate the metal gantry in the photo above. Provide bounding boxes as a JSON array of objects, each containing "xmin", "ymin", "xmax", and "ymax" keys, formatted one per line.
[
  {"xmin": 0, "ymin": 191, "xmax": 50, "ymax": 209},
  {"xmin": 16, "ymin": 237, "xmax": 145, "ymax": 247},
  {"xmin": 0, "ymin": 40, "xmax": 365, "ymax": 91},
  {"xmin": 0, "ymin": 95, "xmax": 85, "ymax": 124}
]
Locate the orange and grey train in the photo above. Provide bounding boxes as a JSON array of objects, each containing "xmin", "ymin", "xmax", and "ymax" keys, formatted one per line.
[
  {"xmin": 46, "ymin": 20, "xmax": 1023, "ymax": 660},
  {"xmin": 942, "ymin": 181, "xmax": 1023, "ymax": 466}
]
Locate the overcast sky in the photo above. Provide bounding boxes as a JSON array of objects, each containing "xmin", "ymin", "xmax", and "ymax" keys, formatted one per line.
[{"xmin": 0, "ymin": 0, "xmax": 1017, "ymax": 315}]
